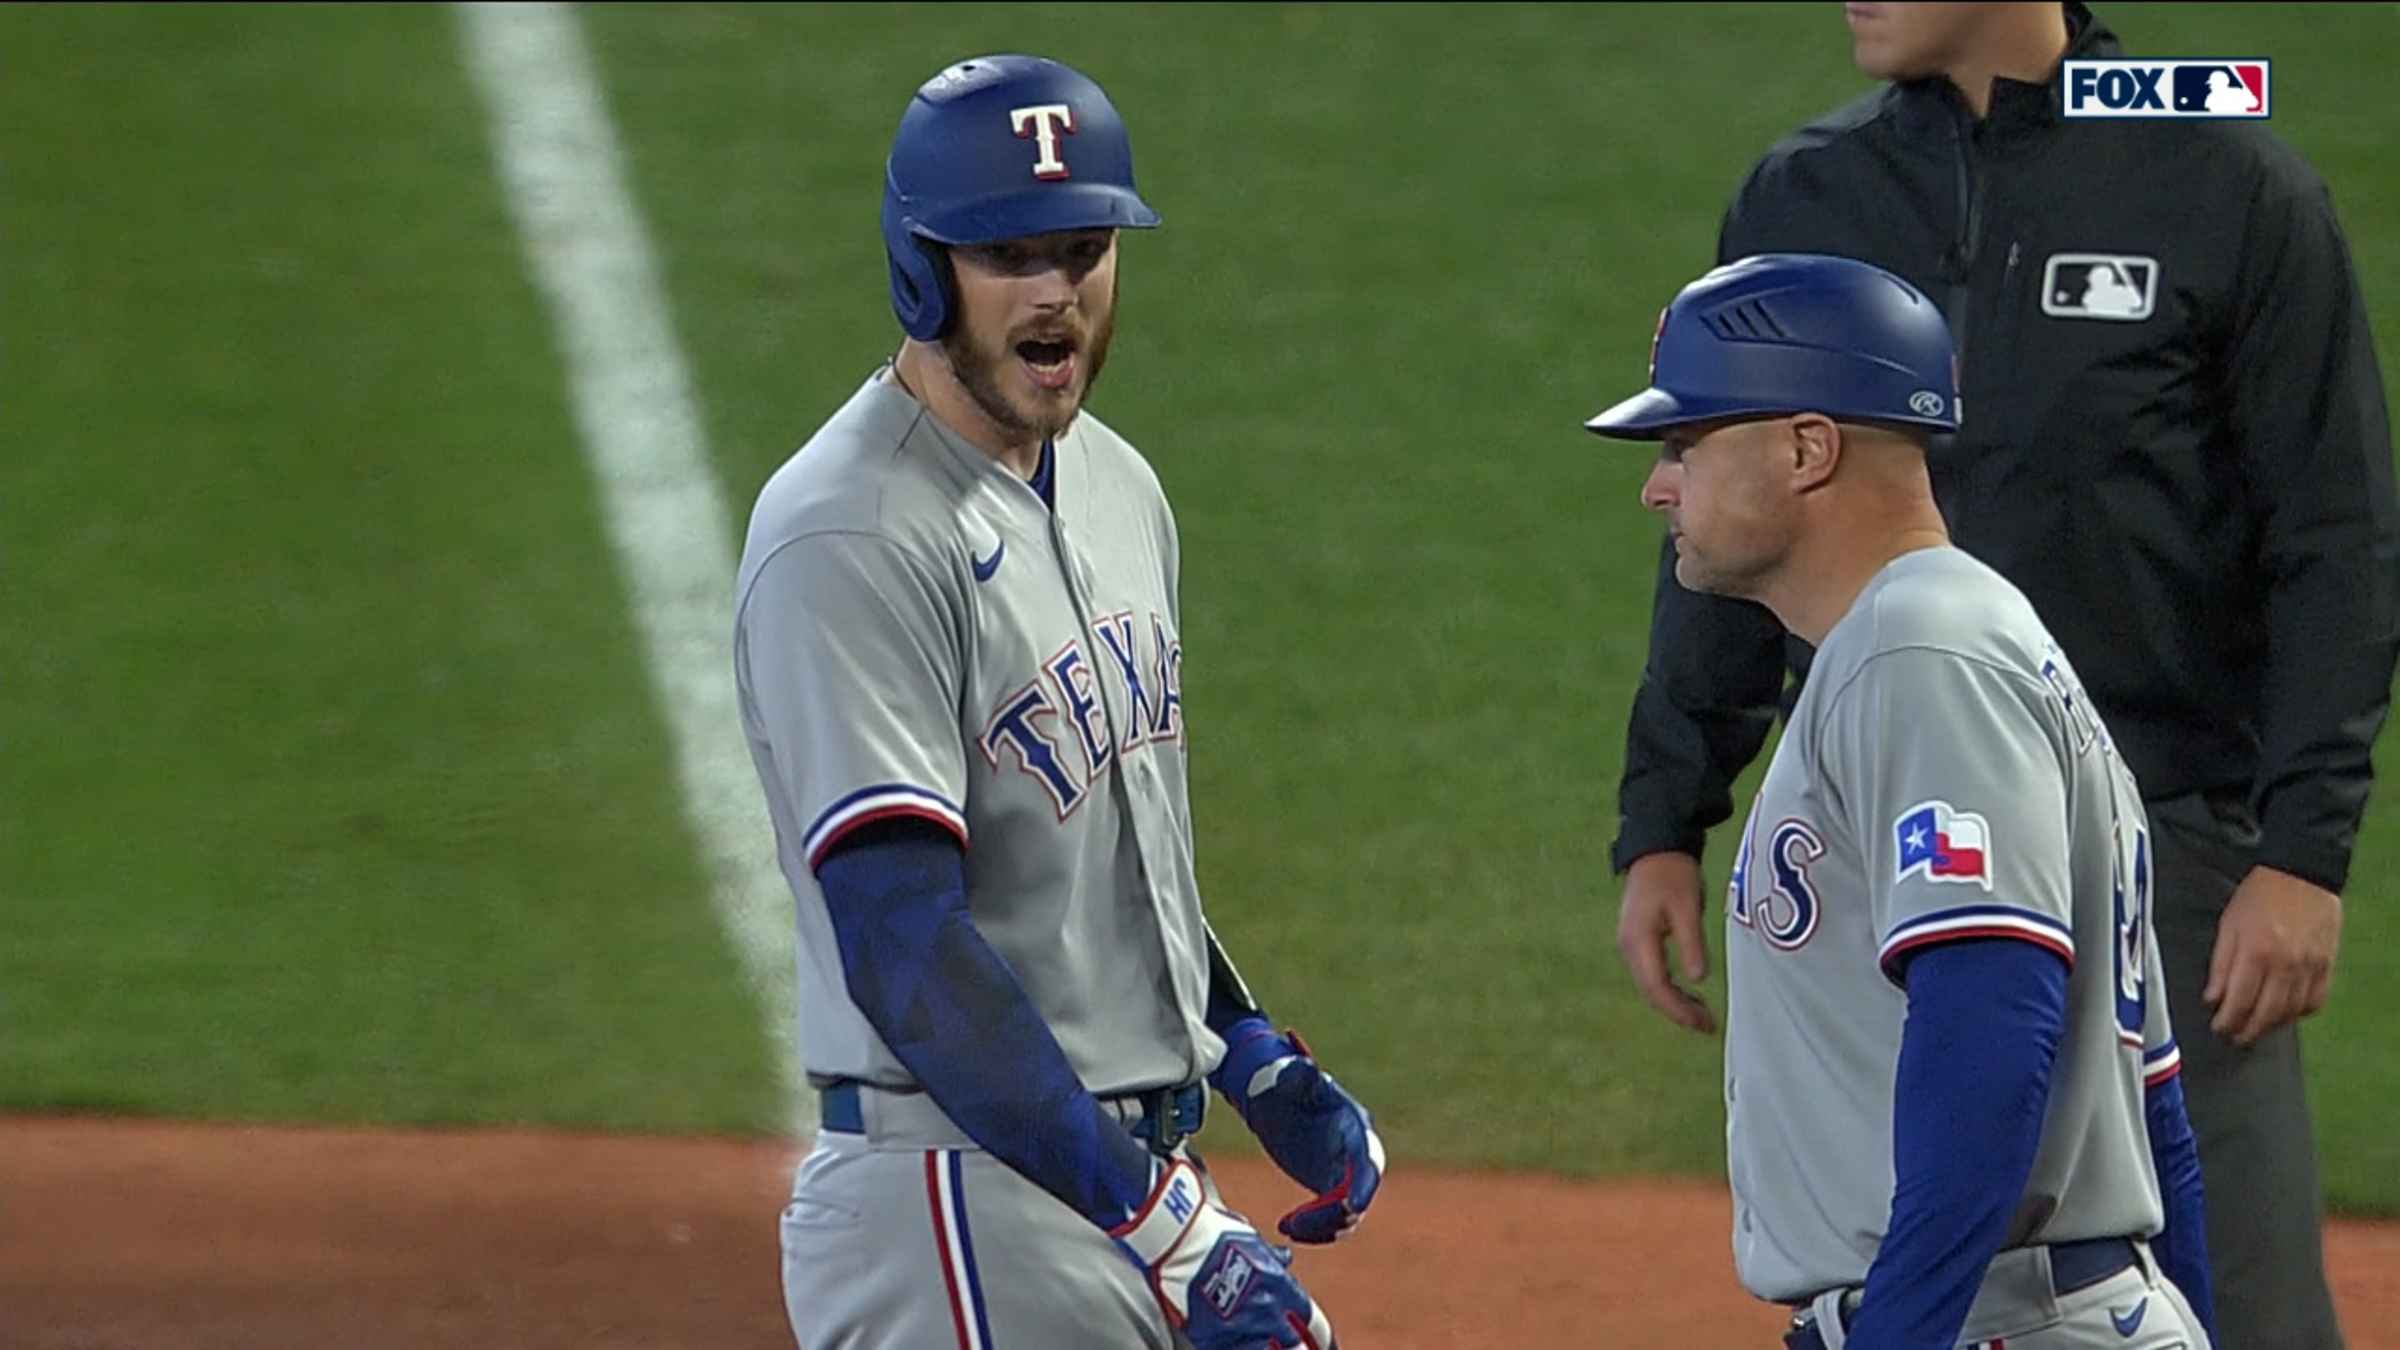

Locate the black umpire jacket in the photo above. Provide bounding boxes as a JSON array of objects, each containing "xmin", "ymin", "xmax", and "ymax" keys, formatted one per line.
[{"xmin": 1613, "ymin": 4, "xmax": 2400, "ymax": 894}]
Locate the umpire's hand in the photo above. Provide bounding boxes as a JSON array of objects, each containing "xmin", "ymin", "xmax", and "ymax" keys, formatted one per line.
[
  {"xmin": 2206, "ymin": 864, "xmax": 2343, "ymax": 1046},
  {"xmin": 1617, "ymin": 851, "xmax": 1717, "ymax": 1035}
]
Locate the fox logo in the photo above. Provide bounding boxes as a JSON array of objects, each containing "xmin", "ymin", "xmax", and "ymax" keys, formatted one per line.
[{"xmin": 2064, "ymin": 60, "xmax": 2269, "ymax": 119}]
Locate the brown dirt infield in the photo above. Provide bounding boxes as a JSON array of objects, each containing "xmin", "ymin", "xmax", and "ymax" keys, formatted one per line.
[{"xmin": 3, "ymin": 1116, "xmax": 2392, "ymax": 1349}]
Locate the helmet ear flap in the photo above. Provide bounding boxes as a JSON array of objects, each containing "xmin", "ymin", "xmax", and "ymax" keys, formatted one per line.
[
  {"xmin": 881, "ymin": 191, "xmax": 956, "ymax": 341},
  {"xmin": 916, "ymin": 239, "xmax": 957, "ymax": 341},
  {"xmin": 887, "ymin": 239, "xmax": 954, "ymax": 341}
]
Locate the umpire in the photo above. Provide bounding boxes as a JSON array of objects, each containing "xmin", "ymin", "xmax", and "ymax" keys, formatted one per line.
[{"xmin": 1609, "ymin": 4, "xmax": 2397, "ymax": 1347}]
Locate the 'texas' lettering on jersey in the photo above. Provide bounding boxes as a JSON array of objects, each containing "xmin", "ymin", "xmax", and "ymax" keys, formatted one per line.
[
  {"xmin": 1729, "ymin": 806, "xmax": 1826, "ymax": 951},
  {"xmin": 978, "ymin": 609, "xmax": 1183, "ymax": 817}
]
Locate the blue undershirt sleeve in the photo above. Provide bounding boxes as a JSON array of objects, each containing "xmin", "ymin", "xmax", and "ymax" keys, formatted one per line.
[
  {"xmin": 1842, "ymin": 938, "xmax": 2066, "ymax": 1350},
  {"xmin": 815, "ymin": 818, "xmax": 1156, "ymax": 1230},
  {"xmin": 2144, "ymin": 1072, "xmax": 2217, "ymax": 1339}
]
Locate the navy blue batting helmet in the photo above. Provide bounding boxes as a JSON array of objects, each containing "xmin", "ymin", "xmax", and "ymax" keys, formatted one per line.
[
  {"xmin": 882, "ymin": 55, "xmax": 1162, "ymax": 341},
  {"xmin": 1584, "ymin": 254, "xmax": 1959, "ymax": 440}
]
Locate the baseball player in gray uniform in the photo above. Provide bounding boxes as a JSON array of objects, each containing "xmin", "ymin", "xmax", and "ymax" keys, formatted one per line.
[
  {"xmin": 733, "ymin": 55, "xmax": 1384, "ymax": 1350},
  {"xmin": 1586, "ymin": 254, "xmax": 2215, "ymax": 1349}
]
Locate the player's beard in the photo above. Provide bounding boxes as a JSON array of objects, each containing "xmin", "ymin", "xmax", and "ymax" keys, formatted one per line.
[
  {"xmin": 942, "ymin": 294, "xmax": 1117, "ymax": 445},
  {"xmin": 1671, "ymin": 528, "xmax": 1777, "ymax": 600}
]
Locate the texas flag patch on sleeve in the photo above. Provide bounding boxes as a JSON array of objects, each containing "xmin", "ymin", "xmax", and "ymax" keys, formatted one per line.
[{"xmin": 1894, "ymin": 800, "xmax": 1992, "ymax": 890}]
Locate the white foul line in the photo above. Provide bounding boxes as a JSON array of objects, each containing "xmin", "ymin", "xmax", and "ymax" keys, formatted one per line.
[{"xmin": 452, "ymin": 1, "xmax": 805, "ymax": 1126}]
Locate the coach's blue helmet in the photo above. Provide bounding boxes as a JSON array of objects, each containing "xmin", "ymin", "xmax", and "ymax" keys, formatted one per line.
[
  {"xmin": 1584, "ymin": 253, "xmax": 1959, "ymax": 439},
  {"xmin": 882, "ymin": 54, "xmax": 1161, "ymax": 341}
]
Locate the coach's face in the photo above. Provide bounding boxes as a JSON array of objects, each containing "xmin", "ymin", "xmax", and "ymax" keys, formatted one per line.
[
  {"xmin": 942, "ymin": 228, "xmax": 1119, "ymax": 444},
  {"xmin": 1843, "ymin": 2, "xmax": 2008, "ymax": 81},
  {"xmin": 1640, "ymin": 417, "xmax": 1802, "ymax": 597}
]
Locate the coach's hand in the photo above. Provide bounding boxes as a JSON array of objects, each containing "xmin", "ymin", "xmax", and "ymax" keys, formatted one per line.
[
  {"xmin": 1210, "ymin": 1019, "xmax": 1385, "ymax": 1244},
  {"xmin": 1617, "ymin": 851, "xmax": 1716, "ymax": 1035},
  {"xmin": 2206, "ymin": 864, "xmax": 2342, "ymax": 1047},
  {"xmin": 1114, "ymin": 1157, "xmax": 1337, "ymax": 1350}
]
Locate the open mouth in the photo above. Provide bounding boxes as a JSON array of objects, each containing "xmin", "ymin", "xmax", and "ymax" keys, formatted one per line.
[{"xmin": 1015, "ymin": 337, "xmax": 1078, "ymax": 391}]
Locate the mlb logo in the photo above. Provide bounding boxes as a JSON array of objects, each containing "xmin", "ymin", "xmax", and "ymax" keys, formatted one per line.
[
  {"xmin": 1894, "ymin": 800, "xmax": 1993, "ymax": 891},
  {"xmin": 2063, "ymin": 60, "xmax": 2269, "ymax": 119},
  {"xmin": 2041, "ymin": 253, "xmax": 2158, "ymax": 322}
]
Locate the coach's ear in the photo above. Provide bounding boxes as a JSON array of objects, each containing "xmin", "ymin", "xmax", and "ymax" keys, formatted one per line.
[{"xmin": 1786, "ymin": 412, "xmax": 1842, "ymax": 494}]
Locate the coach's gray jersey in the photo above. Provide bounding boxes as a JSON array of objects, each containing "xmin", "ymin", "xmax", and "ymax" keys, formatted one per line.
[
  {"xmin": 734, "ymin": 368, "xmax": 1218, "ymax": 1095},
  {"xmin": 1723, "ymin": 546, "xmax": 2179, "ymax": 1303}
]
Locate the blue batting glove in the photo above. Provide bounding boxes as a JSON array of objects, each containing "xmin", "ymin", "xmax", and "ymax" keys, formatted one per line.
[{"xmin": 1209, "ymin": 1017, "xmax": 1387, "ymax": 1245}]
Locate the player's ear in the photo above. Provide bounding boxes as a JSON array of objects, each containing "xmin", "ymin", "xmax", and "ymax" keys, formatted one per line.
[{"xmin": 1787, "ymin": 413, "xmax": 1841, "ymax": 493}]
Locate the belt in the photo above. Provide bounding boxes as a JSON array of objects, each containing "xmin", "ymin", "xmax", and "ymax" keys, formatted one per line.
[
  {"xmin": 1786, "ymin": 1237, "xmax": 2141, "ymax": 1345},
  {"xmin": 817, "ymin": 1079, "xmax": 1207, "ymax": 1157},
  {"xmin": 2046, "ymin": 1236, "xmax": 2142, "ymax": 1295}
]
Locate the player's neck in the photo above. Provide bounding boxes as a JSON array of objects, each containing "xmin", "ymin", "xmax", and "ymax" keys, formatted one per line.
[
  {"xmin": 1943, "ymin": 5, "xmax": 2071, "ymax": 119},
  {"xmin": 1762, "ymin": 507, "xmax": 1952, "ymax": 646},
  {"xmin": 891, "ymin": 342, "xmax": 1047, "ymax": 480}
]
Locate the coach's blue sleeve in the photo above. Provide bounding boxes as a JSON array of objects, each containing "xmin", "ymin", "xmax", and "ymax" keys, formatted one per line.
[
  {"xmin": 816, "ymin": 819, "xmax": 1156, "ymax": 1229},
  {"xmin": 1841, "ymin": 939, "xmax": 2066, "ymax": 1350},
  {"xmin": 2144, "ymin": 1071, "xmax": 2217, "ymax": 1338}
]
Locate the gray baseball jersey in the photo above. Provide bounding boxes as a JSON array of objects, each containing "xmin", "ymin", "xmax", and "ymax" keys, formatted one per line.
[
  {"xmin": 1723, "ymin": 546, "xmax": 2180, "ymax": 1304},
  {"xmin": 734, "ymin": 366, "xmax": 1220, "ymax": 1096}
]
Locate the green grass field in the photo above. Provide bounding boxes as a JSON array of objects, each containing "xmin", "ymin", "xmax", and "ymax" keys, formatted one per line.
[{"xmin": 8, "ymin": 3, "xmax": 2397, "ymax": 1212}]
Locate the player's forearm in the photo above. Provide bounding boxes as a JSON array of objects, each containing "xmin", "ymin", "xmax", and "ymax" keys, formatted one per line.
[
  {"xmin": 1846, "ymin": 940, "xmax": 2066, "ymax": 1349},
  {"xmin": 817, "ymin": 821, "xmax": 1156, "ymax": 1230},
  {"xmin": 2143, "ymin": 1072, "xmax": 2217, "ymax": 1339}
]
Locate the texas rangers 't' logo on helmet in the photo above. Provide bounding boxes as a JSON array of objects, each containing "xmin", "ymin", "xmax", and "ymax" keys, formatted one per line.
[{"xmin": 1010, "ymin": 103, "xmax": 1076, "ymax": 179}]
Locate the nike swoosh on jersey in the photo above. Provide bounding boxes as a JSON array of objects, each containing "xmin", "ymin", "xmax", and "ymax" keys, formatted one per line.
[
  {"xmin": 2110, "ymin": 1296, "xmax": 2148, "ymax": 1336},
  {"xmin": 972, "ymin": 541, "xmax": 1005, "ymax": 582}
]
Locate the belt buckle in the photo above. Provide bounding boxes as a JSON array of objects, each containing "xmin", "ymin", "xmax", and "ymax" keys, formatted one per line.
[
  {"xmin": 1781, "ymin": 1289, "xmax": 1852, "ymax": 1350},
  {"xmin": 1138, "ymin": 1087, "xmax": 1185, "ymax": 1157}
]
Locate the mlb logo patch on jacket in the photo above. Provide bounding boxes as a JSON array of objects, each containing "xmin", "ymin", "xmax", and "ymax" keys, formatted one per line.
[{"xmin": 2042, "ymin": 254, "xmax": 2158, "ymax": 322}]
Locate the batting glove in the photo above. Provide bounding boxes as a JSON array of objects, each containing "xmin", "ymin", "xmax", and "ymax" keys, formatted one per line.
[
  {"xmin": 1113, "ymin": 1156, "xmax": 1337, "ymax": 1350},
  {"xmin": 1209, "ymin": 1018, "xmax": 1387, "ymax": 1245}
]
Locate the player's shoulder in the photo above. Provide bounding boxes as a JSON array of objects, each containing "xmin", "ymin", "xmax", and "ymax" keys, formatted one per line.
[
  {"xmin": 1839, "ymin": 547, "xmax": 2054, "ymax": 681},
  {"xmin": 1059, "ymin": 406, "xmax": 1179, "ymax": 547},
  {"xmin": 736, "ymin": 369, "xmax": 976, "ymax": 593},
  {"xmin": 1802, "ymin": 550, "xmax": 2066, "ymax": 750},
  {"xmin": 1065, "ymin": 406, "xmax": 1166, "ymax": 498},
  {"xmin": 729, "ymin": 365, "xmax": 993, "ymax": 612}
]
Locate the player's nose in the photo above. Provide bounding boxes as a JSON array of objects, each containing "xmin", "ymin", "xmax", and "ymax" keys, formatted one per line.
[
  {"xmin": 1023, "ymin": 262, "xmax": 1081, "ymax": 311},
  {"xmin": 1640, "ymin": 460, "xmax": 1681, "ymax": 513}
]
